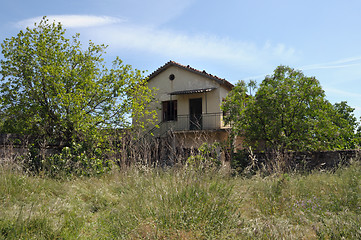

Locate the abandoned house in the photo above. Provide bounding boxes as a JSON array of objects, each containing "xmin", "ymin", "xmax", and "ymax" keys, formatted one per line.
[{"xmin": 145, "ymin": 61, "xmax": 235, "ymax": 151}]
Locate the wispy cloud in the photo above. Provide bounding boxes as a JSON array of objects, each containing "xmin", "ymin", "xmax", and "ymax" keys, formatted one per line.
[
  {"xmin": 91, "ymin": 23, "xmax": 297, "ymax": 70},
  {"xmin": 300, "ymin": 56, "xmax": 361, "ymax": 70},
  {"xmin": 243, "ymin": 55, "xmax": 361, "ymax": 80},
  {"xmin": 17, "ymin": 15, "xmax": 124, "ymax": 28},
  {"xmin": 16, "ymin": 14, "xmax": 297, "ymax": 71},
  {"xmin": 324, "ymin": 87, "xmax": 361, "ymax": 99}
]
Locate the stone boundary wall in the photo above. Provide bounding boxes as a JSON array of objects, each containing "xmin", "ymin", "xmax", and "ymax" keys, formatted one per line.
[
  {"xmin": 250, "ymin": 150, "xmax": 361, "ymax": 172},
  {"xmin": 1, "ymin": 144, "xmax": 359, "ymax": 170},
  {"xmin": 0, "ymin": 130, "xmax": 360, "ymax": 171}
]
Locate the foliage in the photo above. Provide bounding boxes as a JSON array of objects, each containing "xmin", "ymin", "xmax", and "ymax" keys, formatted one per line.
[
  {"xmin": 0, "ymin": 17, "xmax": 156, "ymax": 175},
  {"xmin": 43, "ymin": 143, "xmax": 112, "ymax": 177},
  {"xmin": 230, "ymin": 147, "xmax": 261, "ymax": 175},
  {"xmin": 221, "ymin": 80, "xmax": 249, "ymax": 131},
  {"xmin": 223, "ymin": 65, "xmax": 358, "ymax": 151},
  {"xmin": 246, "ymin": 65, "xmax": 335, "ymax": 151},
  {"xmin": 186, "ymin": 142, "xmax": 222, "ymax": 171},
  {"xmin": 230, "ymin": 149, "xmax": 250, "ymax": 173},
  {"xmin": 332, "ymin": 101, "xmax": 361, "ymax": 149},
  {"xmin": 221, "ymin": 80, "xmax": 250, "ymax": 157},
  {"xmin": 246, "ymin": 79, "xmax": 257, "ymax": 96}
]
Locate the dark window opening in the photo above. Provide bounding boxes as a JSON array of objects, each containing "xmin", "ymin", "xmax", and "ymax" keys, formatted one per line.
[
  {"xmin": 162, "ymin": 100, "xmax": 177, "ymax": 121},
  {"xmin": 189, "ymin": 98, "xmax": 202, "ymax": 130}
]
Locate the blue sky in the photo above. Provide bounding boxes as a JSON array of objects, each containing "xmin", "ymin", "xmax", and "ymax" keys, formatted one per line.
[{"xmin": 1, "ymin": 0, "xmax": 361, "ymax": 118}]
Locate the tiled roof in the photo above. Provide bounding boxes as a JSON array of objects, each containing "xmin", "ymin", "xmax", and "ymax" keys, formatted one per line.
[
  {"xmin": 147, "ymin": 61, "xmax": 234, "ymax": 90},
  {"xmin": 169, "ymin": 87, "xmax": 216, "ymax": 95}
]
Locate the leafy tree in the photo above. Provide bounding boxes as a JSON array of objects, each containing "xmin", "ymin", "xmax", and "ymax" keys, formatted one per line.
[
  {"xmin": 332, "ymin": 101, "xmax": 360, "ymax": 149},
  {"xmin": 223, "ymin": 65, "xmax": 344, "ymax": 151},
  {"xmin": 222, "ymin": 80, "xmax": 249, "ymax": 131},
  {"xmin": 221, "ymin": 80, "xmax": 250, "ymax": 154},
  {"xmin": 0, "ymin": 17, "xmax": 155, "ymax": 175},
  {"xmin": 356, "ymin": 125, "xmax": 361, "ymax": 146},
  {"xmin": 246, "ymin": 79, "xmax": 257, "ymax": 96}
]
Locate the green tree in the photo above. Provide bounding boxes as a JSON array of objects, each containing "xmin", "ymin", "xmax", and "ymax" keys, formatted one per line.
[
  {"xmin": 0, "ymin": 17, "xmax": 156, "ymax": 174},
  {"xmin": 221, "ymin": 80, "xmax": 251, "ymax": 161},
  {"xmin": 332, "ymin": 101, "xmax": 360, "ymax": 149},
  {"xmin": 223, "ymin": 65, "xmax": 342, "ymax": 151},
  {"xmin": 221, "ymin": 80, "xmax": 249, "ymax": 132},
  {"xmin": 246, "ymin": 79, "xmax": 257, "ymax": 96}
]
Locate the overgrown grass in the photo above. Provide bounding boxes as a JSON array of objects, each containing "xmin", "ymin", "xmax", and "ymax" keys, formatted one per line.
[{"xmin": 1, "ymin": 161, "xmax": 361, "ymax": 239}]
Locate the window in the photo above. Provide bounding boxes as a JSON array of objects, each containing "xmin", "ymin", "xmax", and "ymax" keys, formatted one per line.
[{"xmin": 162, "ymin": 100, "xmax": 177, "ymax": 121}]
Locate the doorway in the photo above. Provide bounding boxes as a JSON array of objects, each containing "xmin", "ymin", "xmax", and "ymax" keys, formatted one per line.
[{"xmin": 189, "ymin": 98, "xmax": 202, "ymax": 130}]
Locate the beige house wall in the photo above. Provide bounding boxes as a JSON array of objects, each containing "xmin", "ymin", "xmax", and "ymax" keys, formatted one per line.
[{"xmin": 147, "ymin": 65, "xmax": 229, "ymax": 128}]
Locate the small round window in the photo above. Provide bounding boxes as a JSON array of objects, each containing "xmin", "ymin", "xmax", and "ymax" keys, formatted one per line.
[{"xmin": 169, "ymin": 74, "xmax": 175, "ymax": 81}]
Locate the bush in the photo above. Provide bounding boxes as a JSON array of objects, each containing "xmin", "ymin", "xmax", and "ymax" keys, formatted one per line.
[
  {"xmin": 186, "ymin": 142, "xmax": 221, "ymax": 171},
  {"xmin": 24, "ymin": 142, "xmax": 113, "ymax": 177},
  {"xmin": 231, "ymin": 149, "xmax": 251, "ymax": 173}
]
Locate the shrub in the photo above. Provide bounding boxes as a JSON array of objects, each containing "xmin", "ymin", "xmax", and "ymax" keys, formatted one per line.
[
  {"xmin": 24, "ymin": 142, "xmax": 113, "ymax": 177},
  {"xmin": 186, "ymin": 142, "xmax": 221, "ymax": 171}
]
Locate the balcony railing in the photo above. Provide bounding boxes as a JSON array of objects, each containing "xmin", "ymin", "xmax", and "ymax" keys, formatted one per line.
[
  {"xmin": 175, "ymin": 112, "xmax": 229, "ymax": 131},
  {"xmin": 150, "ymin": 112, "xmax": 229, "ymax": 137}
]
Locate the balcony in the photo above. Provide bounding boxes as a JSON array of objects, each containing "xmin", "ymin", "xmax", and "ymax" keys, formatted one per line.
[
  {"xmin": 175, "ymin": 112, "xmax": 230, "ymax": 131},
  {"xmin": 151, "ymin": 112, "xmax": 229, "ymax": 137}
]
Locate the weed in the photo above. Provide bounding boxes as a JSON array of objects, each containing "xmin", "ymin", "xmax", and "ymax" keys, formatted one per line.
[{"xmin": 1, "ymin": 161, "xmax": 361, "ymax": 239}]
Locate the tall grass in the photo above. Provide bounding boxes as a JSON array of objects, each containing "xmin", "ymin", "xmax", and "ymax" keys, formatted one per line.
[{"xmin": 1, "ymin": 161, "xmax": 361, "ymax": 239}]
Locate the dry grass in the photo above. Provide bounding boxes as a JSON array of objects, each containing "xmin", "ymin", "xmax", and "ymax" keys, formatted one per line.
[{"xmin": 1, "ymin": 161, "xmax": 361, "ymax": 239}]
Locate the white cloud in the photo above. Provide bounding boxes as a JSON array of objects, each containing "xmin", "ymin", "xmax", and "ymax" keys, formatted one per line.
[
  {"xmin": 17, "ymin": 15, "xmax": 124, "ymax": 29},
  {"xmin": 91, "ymin": 23, "xmax": 297, "ymax": 70},
  {"xmin": 15, "ymin": 14, "xmax": 297, "ymax": 74},
  {"xmin": 16, "ymin": 13, "xmax": 297, "ymax": 71}
]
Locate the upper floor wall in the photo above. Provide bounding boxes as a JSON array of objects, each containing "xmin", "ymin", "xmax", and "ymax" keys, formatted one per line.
[{"xmin": 146, "ymin": 61, "xmax": 234, "ymax": 131}]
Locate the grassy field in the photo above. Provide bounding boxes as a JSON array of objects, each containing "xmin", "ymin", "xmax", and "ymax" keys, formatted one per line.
[{"xmin": 1, "ymin": 162, "xmax": 361, "ymax": 239}]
